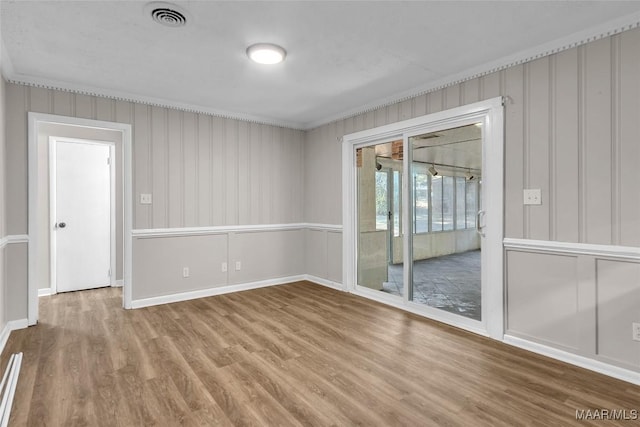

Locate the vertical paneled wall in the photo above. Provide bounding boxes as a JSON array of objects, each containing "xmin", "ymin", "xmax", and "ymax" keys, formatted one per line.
[
  {"xmin": 5, "ymin": 84, "xmax": 305, "ymax": 233},
  {"xmin": 0, "ymin": 79, "xmax": 6, "ymax": 241},
  {"xmin": 305, "ymin": 28, "xmax": 640, "ymax": 246},
  {"xmin": 4, "ymin": 83, "xmax": 306, "ymax": 312},
  {"xmin": 304, "ymin": 27, "xmax": 640, "ymax": 372},
  {"xmin": 0, "ymin": 78, "xmax": 7, "ymax": 330}
]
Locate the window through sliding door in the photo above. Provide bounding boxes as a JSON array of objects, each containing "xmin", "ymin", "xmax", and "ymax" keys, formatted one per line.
[{"xmin": 409, "ymin": 124, "xmax": 482, "ymax": 321}]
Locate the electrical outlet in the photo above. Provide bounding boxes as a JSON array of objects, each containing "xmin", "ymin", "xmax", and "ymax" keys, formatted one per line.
[
  {"xmin": 235, "ymin": 261, "xmax": 241, "ymax": 271},
  {"xmin": 183, "ymin": 267, "xmax": 189, "ymax": 278},
  {"xmin": 140, "ymin": 193, "xmax": 152, "ymax": 204},
  {"xmin": 633, "ymin": 323, "xmax": 640, "ymax": 342},
  {"xmin": 523, "ymin": 189, "xmax": 542, "ymax": 205},
  {"xmin": 221, "ymin": 262, "xmax": 227, "ymax": 272}
]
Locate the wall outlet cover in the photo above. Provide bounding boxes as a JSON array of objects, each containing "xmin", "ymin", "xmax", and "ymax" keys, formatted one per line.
[
  {"xmin": 633, "ymin": 323, "xmax": 640, "ymax": 342},
  {"xmin": 523, "ymin": 189, "xmax": 542, "ymax": 205},
  {"xmin": 140, "ymin": 193, "xmax": 152, "ymax": 204}
]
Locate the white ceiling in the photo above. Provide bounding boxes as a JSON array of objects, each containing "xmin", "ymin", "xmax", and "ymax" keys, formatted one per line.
[{"xmin": 2, "ymin": 1, "xmax": 640, "ymax": 129}]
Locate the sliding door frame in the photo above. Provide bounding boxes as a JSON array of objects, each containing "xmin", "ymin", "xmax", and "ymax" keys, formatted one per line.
[{"xmin": 342, "ymin": 97, "xmax": 504, "ymax": 339}]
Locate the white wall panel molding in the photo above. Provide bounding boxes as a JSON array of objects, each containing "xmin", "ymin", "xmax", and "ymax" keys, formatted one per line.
[
  {"xmin": 5, "ymin": 76, "xmax": 303, "ymax": 130},
  {"xmin": 503, "ymin": 237, "xmax": 640, "ymax": 260},
  {"xmin": 506, "ymin": 240, "xmax": 640, "ymax": 380},
  {"xmin": 304, "ymin": 274, "xmax": 345, "ymax": 291},
  {"xmin": 0, "ymin": 235, "xmax": 29, "ymax": 249},
  {"xmin": 131, "ymin": 275, "xmax": 306, "ymax": 309},
  {"xmin": 37, "ymin": 288, "xmax": 53, "ymax": 297},
  {"xmin": 504, "ymin": 335, "xmax": 640, "ymax": 386},
  {"xmin": 133, "ymin": 223, "xmax": 341, "ymax": 238},
  {"xmin": 305, "ymin": 224, "xmax": 342, "ymax": 232}
]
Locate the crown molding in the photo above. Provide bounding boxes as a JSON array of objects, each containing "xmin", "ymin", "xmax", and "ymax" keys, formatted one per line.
[
  {"xmin": 3, "ymin": 10, "xmax": 640, "ymax": 131},
  {"xmin": 4, "ymin": 72, "xmax": 305, "ymax": 130},
  {"xmin": 303, "ymin": 10, "xmax": 640, "ymax": 130}
]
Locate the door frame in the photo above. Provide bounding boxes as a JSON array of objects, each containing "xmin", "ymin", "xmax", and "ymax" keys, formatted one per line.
[
  {"xmin": 342, "ymin": 97, "xmax": 504, "ymax": 340},
  {"xmin": 28, "ymin": 113, "xmax": 133, "ymax": 325},
  {"xmin": 49, "ymin": 137, "xmax": 117, "ymax": 294}
]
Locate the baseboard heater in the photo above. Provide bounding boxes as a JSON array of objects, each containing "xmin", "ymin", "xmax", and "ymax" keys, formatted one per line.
[{"xmin": 0, "ymin": 353, "xmax": 23, "ymax": 427}]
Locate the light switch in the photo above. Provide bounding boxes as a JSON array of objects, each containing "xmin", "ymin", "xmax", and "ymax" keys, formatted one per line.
[
  {"xmin": 523, "ymin": 189, "xmax": 542, "ymax": 205},
  {"xmin": 140, "ymin": 193, "xmax": 152, "ymax": 204}
]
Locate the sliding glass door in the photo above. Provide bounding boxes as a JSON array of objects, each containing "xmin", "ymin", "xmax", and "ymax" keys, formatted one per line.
[
  {"xmin": 345, "ymin": 97, "xmax": 504, "ymax": 338},
  {"xmin": 409, "ymin": 124, "xmax": 482, "ymax": 321},
  {"xmin": 356, "ymin": 141, "xmax": 403, "ymax": 297}
]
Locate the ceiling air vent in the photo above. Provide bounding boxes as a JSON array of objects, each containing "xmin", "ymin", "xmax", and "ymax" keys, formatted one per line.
[{"xmin": 147, "ymin": 2, "xmax": 188, "ymax": 27}]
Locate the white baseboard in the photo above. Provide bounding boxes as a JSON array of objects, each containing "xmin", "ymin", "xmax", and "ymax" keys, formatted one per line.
[
  {"xmin": 503, "ymin": 335, "xmax": 640, "ymax": 386},
  {"xmin": 113, "ymin": 280, "xmax": 124, "ymax": 287},
  {"xmin": 38, "ymin": 288, "xmax": 53, "ymax": 297},
  {"xmin": 304, "ymin": 275, "xmax": 345, "ymax": 291},
  {"xmin": 0, "ymin": 319, "xmax": 29, "ymax": 356},
  {"xmin": 130, "ymin": 275, "xmax": 307, "ymax": 309}
]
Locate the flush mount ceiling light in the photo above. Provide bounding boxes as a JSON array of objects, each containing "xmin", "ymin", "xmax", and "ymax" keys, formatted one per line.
[
  {"xmin": 146, "ymin": 2, "xmax": 188, "ymax": 27},
  {"xmin": 246, "ymin": 43, "xmax": 287, "ymax": 65}
]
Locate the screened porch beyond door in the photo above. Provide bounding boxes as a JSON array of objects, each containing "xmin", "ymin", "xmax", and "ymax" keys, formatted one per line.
[{"xmin": 383, "ymin": 249, "xmax": 481, "ymax": 320}]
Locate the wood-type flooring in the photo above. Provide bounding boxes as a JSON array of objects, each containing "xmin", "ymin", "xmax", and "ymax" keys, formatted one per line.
[{"xmin": 2, "ymin": 281, "xmax": 639, "ymax": 426}]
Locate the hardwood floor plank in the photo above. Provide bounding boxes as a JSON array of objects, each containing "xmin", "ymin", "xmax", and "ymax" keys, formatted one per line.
[{"xmin": 2, "ymin": 282, "xmax": 639, "ymax": 426}]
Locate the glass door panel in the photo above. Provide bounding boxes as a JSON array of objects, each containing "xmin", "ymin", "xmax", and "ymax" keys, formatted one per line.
[
  {"xmin": 356, "ymin": 142, "xmax": 403, "ymax": 297},
  {"xmin": 409, "ymin": 124, "xmax": 482, "ymax": 320}
]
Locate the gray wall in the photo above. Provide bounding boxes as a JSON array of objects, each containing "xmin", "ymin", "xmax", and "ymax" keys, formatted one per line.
[
  {"xmin": 5, "ymin": 83, "xmax": 306, "ymax": 313},
  {"xmin": 132, "ymin": 229, "xmax": 305, "ymax": 300},
  {"xmin": 304, "ymin": 28, "xmax": 640, "ymax": 371},
  {"xmin": 0, "ymin": 76, "xmax": 6, "ymax": 331}
]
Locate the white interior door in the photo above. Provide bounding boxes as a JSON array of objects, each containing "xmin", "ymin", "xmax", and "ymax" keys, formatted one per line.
[{"xmin": 52, "ymin": 139, "xmax": 112, "ymax": 293}]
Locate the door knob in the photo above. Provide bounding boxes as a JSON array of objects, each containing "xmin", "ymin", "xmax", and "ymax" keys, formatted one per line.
[{"xmin": 58, "ymin": 222, "xmax": 66, "ymax": 229}]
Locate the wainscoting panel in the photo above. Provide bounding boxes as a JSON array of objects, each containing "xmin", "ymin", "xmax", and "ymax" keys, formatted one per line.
[
  {"xmin": 596, "ymin": 259, "xmax": 640, "ymax": 369},
  {"xmin": 305, "ymin": 229, "xmax": 327, "ymax": 279},
  {"xmin": 505, "ymin": 238, "xmax": 640, "ymax": 372},
  {"xmin": 327, "ymin": 231, "xmax": 343, "ymax": 284},
  {"xmin": 506, "ymin": 250, "xmax": 580, "ymax": 351},
  {"xmin": 228, "ymin": 229, "xmax": 305, "ymax": 285},
  {"xmin": 132, "ymin": 233, "xmax": 228, "ymax": 300}
]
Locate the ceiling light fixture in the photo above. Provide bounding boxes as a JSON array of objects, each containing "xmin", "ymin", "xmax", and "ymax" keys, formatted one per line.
[
  {"xmin": 466, "ymin": 169, "xmax": 475, "ymax": 180},
  {"xmin": 428, "ymin": 164, "xmax": 439, "ymax": 176},
  {"xmin": 246, "ymin": 43, "xmax": 287, "ymax": 65}
]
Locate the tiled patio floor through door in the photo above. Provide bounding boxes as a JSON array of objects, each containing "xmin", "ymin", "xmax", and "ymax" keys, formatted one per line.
[{"xmin": 383, "ymin": 249, "xmax": 481, "ymax": 320}]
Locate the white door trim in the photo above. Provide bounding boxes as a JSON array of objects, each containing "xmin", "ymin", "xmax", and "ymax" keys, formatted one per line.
[
  {"xmin": 28, "ymin": 112, "xmax": 133, "ymax": 325},
  {"xmin": 342, "ymin": 97, "xmax": 504, "ymax": 340},
  {"xmin": 48, "ymin": 137, "xmax": 117, "ymax": 294}
]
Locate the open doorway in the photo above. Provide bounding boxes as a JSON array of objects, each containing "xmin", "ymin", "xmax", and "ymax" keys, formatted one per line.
[
  {"xmin": 28, "ymin": 113, "xmax": 133, "ymax": 325},
  {"xmin": 356, "ymin": 142, "xmax": 402, "ymax": 295},
  {"xmin": 408, "ymin": 124, "xmax": 482, "ymax": 320},
  {"xmin": 344, "ymin": 97, "xmax": 504, "ymax": 339},
  {"xmin": 357, "ymin": 126, "xmax": 482, "ymax": 320}
]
